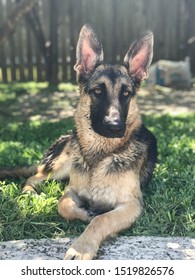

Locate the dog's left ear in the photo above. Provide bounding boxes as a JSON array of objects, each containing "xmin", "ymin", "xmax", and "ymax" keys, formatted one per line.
[
  {"xmin": 124, "ymin": 31, "xmax": 154, "ymax": 85},
  {"xmin": 74, "ymin": 24, "xmax": 104, "ymax": 81}
]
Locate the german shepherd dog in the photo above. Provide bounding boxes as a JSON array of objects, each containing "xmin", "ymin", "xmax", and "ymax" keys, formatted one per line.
[{"xmin": 0, "ymin": 24, "xmax": 157, "ymax": 259}]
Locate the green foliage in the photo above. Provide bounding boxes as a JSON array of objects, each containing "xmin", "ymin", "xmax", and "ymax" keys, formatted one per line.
[{"xmin": 0, "ymin": 84, "xmax": 194, "ymax": 241}]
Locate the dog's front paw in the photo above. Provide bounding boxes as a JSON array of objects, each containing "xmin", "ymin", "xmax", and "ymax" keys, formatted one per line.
[
  {"xmin": 22, "ymin": 185, "xmax": 37, "ymax": 194},
  {"xmin": 64, "ymin": 237, "xmax": 98, "ymax": 260}
]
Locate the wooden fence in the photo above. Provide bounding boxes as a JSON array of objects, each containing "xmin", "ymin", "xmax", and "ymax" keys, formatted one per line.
[{"xmin": 0, "ymin": 0, "xmax": 195, "ymax": 83}]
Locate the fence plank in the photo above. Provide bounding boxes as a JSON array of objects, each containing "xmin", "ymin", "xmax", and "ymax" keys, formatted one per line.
[
  {"xmin": 26, "ymin": 28, "xmax": 34, "ymax": 81},
  {"xmin": 60, "ymin": 0, "xmax": 68, "ymax": 81},
  {"xmin": 18, "ymin": 24, "xmax": 25, "ymax": 81},
  {"xmin": 0, "ymin": 0, "xmax": 8, "ymax": 82},
  {"xmin": 68, "ymin": 0, "xmax": 76, "ymax": 82},
  {"xmin": 7, "ymin": 0, "xmax": 16, "ymax": 81}
]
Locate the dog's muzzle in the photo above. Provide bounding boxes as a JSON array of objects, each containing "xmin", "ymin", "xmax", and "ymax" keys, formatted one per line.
[{"xmin": 103, "ymin": 115, "xmax": 125, "ymax": 137}]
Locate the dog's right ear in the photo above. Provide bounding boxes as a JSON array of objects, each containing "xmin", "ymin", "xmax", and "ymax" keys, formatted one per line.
[
  {"xmin": 74, "ymin": 24, "xmax": 104, "ymax": 81},
  {"xmin": 124, "ymin": 31, "xmax": 154, "ymax": 86}
]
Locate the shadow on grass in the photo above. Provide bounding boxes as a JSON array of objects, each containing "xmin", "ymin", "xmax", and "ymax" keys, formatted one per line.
[
  {"xmin": 0, "ymin": 82, "xmax": 79, "ymax": 123},
  {"xmin": 0, "ymin": 118, "xmax": 75, "ymax": 167}
]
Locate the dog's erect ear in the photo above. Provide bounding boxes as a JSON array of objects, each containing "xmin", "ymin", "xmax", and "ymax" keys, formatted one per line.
[
  {"xmin": 124, "ymin": 31, "xmax": 153, "ymax": 85},
  {"xmin": 74, "ymin": 24, "xmax": 104, "ymax": 80}
]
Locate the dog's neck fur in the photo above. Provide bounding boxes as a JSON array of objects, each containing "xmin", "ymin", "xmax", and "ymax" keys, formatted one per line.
[{"xmin": 74, "ymin": 88, "xmax": 142, "ymax": 158}]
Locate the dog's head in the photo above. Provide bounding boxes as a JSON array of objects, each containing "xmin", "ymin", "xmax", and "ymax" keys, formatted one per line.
[{"xmin": 74, "ymin": 24, "xmax": 153, "ymax": 138}]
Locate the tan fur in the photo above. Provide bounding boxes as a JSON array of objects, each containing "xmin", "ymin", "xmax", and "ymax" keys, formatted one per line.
[
  {"xmin": 21, "ymin": 139, "xmax": 72, "ymax": 192},
  {"xmin": 64, "ymin": 199, "xmax": 142, "ymax": 260},
  {"xmin": 58, "ymin": 190, "xmax": 90, "ymax": 222},
  {"xmin": 23, "ymin": 165, "xmax": 46, "ymax": 193}
]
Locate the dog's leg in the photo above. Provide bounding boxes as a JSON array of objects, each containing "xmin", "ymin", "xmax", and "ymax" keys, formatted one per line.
[
  {"xmin": 22, "ymin": 155, "xmax": 72, "ymax": 193},
  {"xmin": 58, "ymin": 188, "xmax": 91, "ymax": 222},
  {"xmin": 22, "ymin": 138, "xmax": 73, "ymax": 193},
  {"xmin": 22, "ymin": 165, "xmax": 48, "ymax": 193},
  {"xmin": 22, "ymin": 135, "xmax": 73, "ymax": 193},
  {"xmin": 64, "ymin": 199, "xmax": 142, "ymax": 260}
]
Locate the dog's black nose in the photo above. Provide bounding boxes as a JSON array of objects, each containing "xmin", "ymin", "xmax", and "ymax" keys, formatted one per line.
[{"xmin": 105, "ymin": 119, "xmax": 124, "ymax": 133}]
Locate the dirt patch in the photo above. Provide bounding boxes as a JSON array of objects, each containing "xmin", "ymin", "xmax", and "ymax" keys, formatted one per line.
[{"xmin": 139, "ymin": 87, "xmax": 195, "ymax": 115}]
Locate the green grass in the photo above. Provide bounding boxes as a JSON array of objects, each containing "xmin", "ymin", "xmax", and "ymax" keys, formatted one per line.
[
  {"xmin": 129, "ymin": 114, "xmax": 195, "ymax": 237},
  {"xmin": 0, "ymin": 84, "xmax": 194, "ymax": 241},
  {"xmin": 0, "ymin": 81, "xmax": 77, "ymax": 96}
]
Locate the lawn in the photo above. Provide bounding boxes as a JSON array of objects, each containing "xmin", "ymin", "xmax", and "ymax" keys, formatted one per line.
[{"xmin": 0, "ymin": 83, "xmax": 194, "ymax": 241}]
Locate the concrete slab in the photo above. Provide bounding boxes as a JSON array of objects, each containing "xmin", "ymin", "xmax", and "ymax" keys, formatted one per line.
[{"xmin": 0, "ymin": 236, "xmax": 194, "ymax": 260}]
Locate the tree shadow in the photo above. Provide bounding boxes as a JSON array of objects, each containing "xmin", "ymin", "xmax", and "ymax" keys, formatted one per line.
[
  {"xmin": 138, "ymin": 88, "xmax": 195, "ymax": 115},
  {"xmin": 0, "ymin": 118, "xmax": 75, "ymax": 167},
  {"xmin": 0, "ymin": 84, "xmax": 79, "ymax": 123}
]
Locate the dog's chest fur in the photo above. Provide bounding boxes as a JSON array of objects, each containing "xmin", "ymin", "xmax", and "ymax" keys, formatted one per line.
[{"xmin": 68, "ymin": 130, "xmax": 145, "ymax": 215}]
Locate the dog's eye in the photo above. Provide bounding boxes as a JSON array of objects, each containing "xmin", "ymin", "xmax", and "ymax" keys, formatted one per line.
[
  {"xmin": 122, "ymin": 90, "xmax": 130, "ymax": 97},
  {"xmin": 94, "ymin": 88, "xmax": 102, "ymax": 95}
]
